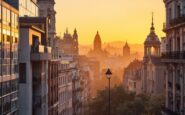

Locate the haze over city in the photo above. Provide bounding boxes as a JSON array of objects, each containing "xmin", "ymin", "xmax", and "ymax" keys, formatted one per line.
[
  {"xmin": 1, "ymin": 0, "xmax": 183, "ymax": 115},
  {"xmin": 56, "ymin": 0, "xmax": 165, "ymax": 45}
]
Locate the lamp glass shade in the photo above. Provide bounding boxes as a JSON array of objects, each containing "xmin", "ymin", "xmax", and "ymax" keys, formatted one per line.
[{"xmin": 106, "ymin": 68, "xmax": 112, "ymax": 79}]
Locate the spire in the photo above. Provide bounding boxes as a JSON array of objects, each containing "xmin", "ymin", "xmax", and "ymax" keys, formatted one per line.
[
  {"xmin": 125, "ymin": 40, "xmax": 128, "ymax": 46},
  {"xmin": 73, "ymin": 28, "xmax": 78, "ymax": 39},
  {"xmin": 124, "ymin": 41, "xmax": 129, "ymax": 48},
  {"xmin": 150, "ymin": 12, "xmax": 155, "ymax": 32},
  {"xmin": 66, "ymin": 28, "xmax": 68, "ymax": 34},
  {"xmin": 74, "ymin": 28, "xmax": 77, "ymax": 33}
]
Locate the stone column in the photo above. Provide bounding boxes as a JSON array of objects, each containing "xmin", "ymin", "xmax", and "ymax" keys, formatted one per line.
[
  {"xmin": 165, "ymin": 69, "xmax": 169, "ymax": 108},
  {"xmin": 180, "ymin": 65, "xmax": 184, "ymax": 115},
  {"xmin": 172, "ymin": 66, "xmax": 176, "ymax": 111}
]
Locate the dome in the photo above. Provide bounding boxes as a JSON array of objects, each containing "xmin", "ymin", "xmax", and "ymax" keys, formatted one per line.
[
  {"xmin": 94, "ymin": 31, "xmax": 101, "ymax": 43},
  {"xmin": 94, "ymin": 31, "xmax": 102, "ymax": 51}
]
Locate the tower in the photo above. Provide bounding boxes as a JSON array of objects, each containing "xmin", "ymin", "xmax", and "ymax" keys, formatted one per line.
[
  {"xmin": 144, "ymin": 13, "xmax": 161, "ymax": 60},
  {"xmin": 94, "ymin": 31, "xmax": 102, "ymax": 51},
  {"xmin": 37, "ymin": 0, "xmax": 56, "ymax": 47},
  {"xmin": 123, "ymin": 41, "xmax": 130, "ymax": 58},
  {"xmin": 73, "ymin": 29, "xmax": 79, "ymax": 55},
  {"xmin": 143, "ymin": 13, "xmax": 161, "ymax": 93}
]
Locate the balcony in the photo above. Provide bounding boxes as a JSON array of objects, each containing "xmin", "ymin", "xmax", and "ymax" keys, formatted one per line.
[
  {"xmin": 161, "ymin": 51, "xmax": 185, "ymax": 60},
  {"xmin": 45, "ymin": 46, "xmax": 52, "ymax": 53},
  {"xmin": 169, "ymin": 15, "xmax": 185, "ymax": 27},
  {"xmin": 31, "ymin": 44, "xmax": 51, "ymax": 61}
]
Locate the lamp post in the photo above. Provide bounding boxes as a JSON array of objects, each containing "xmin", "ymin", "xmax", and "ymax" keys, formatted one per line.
[{"xmin": 105, "ymin": 68, "xmax": 112, "ymax": 115}]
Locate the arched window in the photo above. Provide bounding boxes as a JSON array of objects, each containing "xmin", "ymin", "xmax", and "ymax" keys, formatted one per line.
[{"xmin": 151, "ymin": 46, "xmax": 156, "ymax": 56}]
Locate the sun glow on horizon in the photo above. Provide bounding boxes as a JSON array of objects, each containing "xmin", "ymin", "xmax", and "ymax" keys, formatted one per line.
[{"xmin": 55, "ymin": 0, "xmax": 165, "ymax": 45}]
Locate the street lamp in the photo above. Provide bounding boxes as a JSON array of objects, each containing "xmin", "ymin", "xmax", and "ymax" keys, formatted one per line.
[{"xmin": 105, "ymin": 68, "xmax": 112, "ymax": 115}]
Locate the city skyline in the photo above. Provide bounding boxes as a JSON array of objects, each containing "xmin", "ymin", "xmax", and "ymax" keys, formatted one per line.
[{"xmin": 56, "ymin": 0, "xmax": 165, "ymax": 45}]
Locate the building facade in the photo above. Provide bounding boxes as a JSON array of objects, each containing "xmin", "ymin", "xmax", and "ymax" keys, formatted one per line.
[
  {"xmin": 123, "ymin": 59, "xmax": 142, "ymax": 95},
  {"xmin": 4, "ymin": 0, "xmax": 39, "ymax": 17},
  {"xmin": 37, "ymin": 0, "xmax": 60, "ymax": 114},
  {"xmin": 18, "ymin": 17, "xmax": 51, "ymax": 115},
  {"xmin": 0, "ymin": 1, "xmax": 19, "ymax": 115},
  {"xmin": 162, "ymin": 0, "xmax": 185, "ymax": 114},
  {"xmin": 58, "ymin": 59, "xmax": 73, "ymax": 115}
]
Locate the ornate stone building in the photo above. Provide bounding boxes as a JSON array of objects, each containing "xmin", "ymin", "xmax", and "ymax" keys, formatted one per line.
[
  {"xmin": 61, "ymin": 29, "xmax": 79, "ymax": 56},
  {"xmin": 142, "ymin": 15, "xmax": 165, "ymax": 95},
  {"xmin": 162, "ymin": 0, "xmax": 185, "ymax": 114}
]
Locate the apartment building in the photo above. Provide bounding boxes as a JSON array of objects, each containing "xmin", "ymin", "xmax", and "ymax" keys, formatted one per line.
[
  {"xmin": 162, "ymin": 0, "xmax": 185, "ymax": 114},
  {"xmin": 0, "ymin": 1, "xmax": 19, "ymax": 114}
]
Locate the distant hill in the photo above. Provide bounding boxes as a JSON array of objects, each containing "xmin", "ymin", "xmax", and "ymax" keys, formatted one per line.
[{"xmin": 79, "ymin": 41, "xmax": 144, "ymax": 59}]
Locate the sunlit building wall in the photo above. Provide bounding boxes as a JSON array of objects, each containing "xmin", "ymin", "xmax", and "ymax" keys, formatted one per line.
[
  {"xmin": 0, "ymin": 1, "xmax": 19, "ymax": 114},
  {"xmin": 4, "ymin": 0, "xmax": 38, "ymax": 17}
]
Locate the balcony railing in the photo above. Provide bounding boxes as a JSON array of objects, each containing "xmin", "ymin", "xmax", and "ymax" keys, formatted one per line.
[
  {"xmin": 170, "ymin": 15, "xmax": 185, "ymax": 26},
  {"xmin": 31, "ymin": 45, "xmax": 45, "ymax": 53},
  {"xmin": 31, "ymin": 44, "xmax": 52, "ymax": 61},
  {"xmin": 161, "ymin": 51, "xmax": 185, "ymax": 59},
  {"xmin": 45, "ymin": 46, "xmax": 52, "ymax": 53}
]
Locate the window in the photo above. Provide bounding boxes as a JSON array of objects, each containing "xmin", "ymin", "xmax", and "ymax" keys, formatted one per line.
[
  {"xmin": 19, "ymin": 63, "xmax": 26, "ymax": 83},
  {"xmin": 2, "ymin": 7, "xmax": 7, "ymax": 25},
  {"xmin": 7, "ymin": 35, "xmax": 10, "ymax": 42},
  {"xmin": 168, "ymin": 8, "xmax": 172, "ymax": 21},
  {"xmin": 6, "ymin": 9, "xmax": 10, "ymax": 25},
  {"xmin": 0, "ymin": 83, "xmax": 2, "ymax": 96},
  {"xmin": 0, "ymin": 5, "xmax": 1, "ymax": 20},
  {"xmin": 177, "ymin": 37, "xmax": 180, "ymax": 51},
  {"xmin": 177, "ymin": 5, "xmax": 181, "ymax": 18}
]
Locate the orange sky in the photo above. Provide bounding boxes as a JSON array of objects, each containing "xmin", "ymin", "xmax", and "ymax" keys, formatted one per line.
[{"xmin": 55, "ymin": 0, "xmax": 165, "ymax": 45}]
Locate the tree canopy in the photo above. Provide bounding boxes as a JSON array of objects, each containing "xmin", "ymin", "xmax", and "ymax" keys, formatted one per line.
[{"xmin": 87, "ymin": 86, "xmax": 164, "ymax": 115}]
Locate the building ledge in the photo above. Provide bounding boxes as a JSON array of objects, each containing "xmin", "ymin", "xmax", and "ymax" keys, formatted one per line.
[{"xmin": 31, "ymin": 53, "xmax": 51, "ymax": 61}]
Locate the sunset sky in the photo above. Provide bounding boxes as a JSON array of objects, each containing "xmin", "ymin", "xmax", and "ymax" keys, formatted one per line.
[{"xmin": 55, "ymin": 0, "xmax": 165, "ymax": 45}]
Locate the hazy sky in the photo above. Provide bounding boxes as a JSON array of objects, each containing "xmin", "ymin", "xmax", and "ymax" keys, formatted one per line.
[{"xmin": 55, "ymin": 0, "xmax": 165, "ymax": 45}]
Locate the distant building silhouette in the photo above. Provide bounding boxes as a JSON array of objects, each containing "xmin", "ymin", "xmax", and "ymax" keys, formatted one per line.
[
  {"xmin": 61, "ymin": 28, "xmax": 79, "ymax": 56},
  {"xmin": 123, "ymin": 41, "xmax": 130, "ymax": 58},
  {"xmin": 94, "ymin": 31, "xmax": 102, "ymax": 51},
  {"xmin": 88, "ymin": 31, "xmax": 109, "ymax": 58}
]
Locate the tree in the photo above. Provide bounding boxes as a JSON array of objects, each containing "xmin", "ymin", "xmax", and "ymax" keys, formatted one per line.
[{"xmin": 87, "ymin": 85, "xmax": 165, "ymax": 115}]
